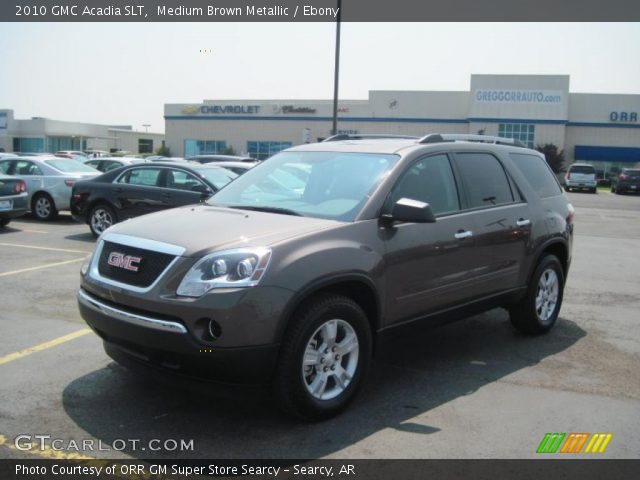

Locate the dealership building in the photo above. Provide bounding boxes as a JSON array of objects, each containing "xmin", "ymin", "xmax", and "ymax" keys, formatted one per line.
[
  {"xmin": 0, "ymin": 109, "xmax": 165, "ymax": 155},
  {"xmin": 165, "ymin": 74, "xmax": 640, "ymax": 176}
]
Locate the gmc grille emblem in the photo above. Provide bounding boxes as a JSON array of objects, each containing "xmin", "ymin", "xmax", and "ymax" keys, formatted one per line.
[{"xmin": 107, "ymin": 252, "xmax": 142, "ymax": 272}]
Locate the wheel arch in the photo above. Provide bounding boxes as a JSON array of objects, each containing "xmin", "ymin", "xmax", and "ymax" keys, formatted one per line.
[
  {"xmin": 530, "ymin": 239, "xmax": 569, "ymax": 283},
  {"xmin": 86, "ymin": 198, "xmax": 118, "ymax": 223},
  {"xmin": 278, "ymin": 273, "xmax": 382, "ymax": 348}
]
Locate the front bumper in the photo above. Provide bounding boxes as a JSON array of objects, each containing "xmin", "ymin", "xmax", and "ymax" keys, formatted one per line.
[{"xmin": 78, "ymin": 288, "xmax": 280, "ymax": 384}]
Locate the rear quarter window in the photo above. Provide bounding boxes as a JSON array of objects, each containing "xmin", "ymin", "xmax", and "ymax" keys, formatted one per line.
[{"xmin": 509, "ymin": 153, "xmax": 562, "ymax": 198}]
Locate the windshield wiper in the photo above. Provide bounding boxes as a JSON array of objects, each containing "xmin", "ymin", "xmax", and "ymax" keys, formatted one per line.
[{"xmin": 228, "ymin": 205, "xmax": 303, "ymax": 216}]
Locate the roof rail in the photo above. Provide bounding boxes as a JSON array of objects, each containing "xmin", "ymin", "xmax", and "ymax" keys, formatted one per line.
[
  {"xmin": 418, "ymin": 133, "xmax": 526, "ymax": 147},
  {"xmin": 323, "ymin": 133, "xmax": 419, "ymax": 142}
]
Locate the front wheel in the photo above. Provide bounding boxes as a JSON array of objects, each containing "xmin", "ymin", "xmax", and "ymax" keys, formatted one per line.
[
  {"xmin": 273, "ymin": 294, "xmax": 372, "ymax": 421},
  {"xmin": 89, "ymin": 204, "xmax": 117, "ymax": 237},
  {"xmin": 509, "ymin": 255, "xmax": 565, "ymax": 335},
  {"xmin": 0, "ymin": 217, "xmax": 10, "ymax": 228}
]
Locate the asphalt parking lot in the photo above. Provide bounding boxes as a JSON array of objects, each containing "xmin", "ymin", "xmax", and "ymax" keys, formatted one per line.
[{"xmin": 0, "ymin": 191, "xmax": 639, "ymax": 460}]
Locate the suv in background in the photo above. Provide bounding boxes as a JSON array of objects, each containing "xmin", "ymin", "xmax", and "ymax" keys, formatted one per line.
[
  {"xmin": 77, "ymin": 134, "xmax": 574, "ymax": 420},
  {"xmin": 611, "ymin": 168, "xmax": 640, "ymax": 194},
  {"xmin": 564, "ymin": 163, "xmax": 597, "ymax": 193}
]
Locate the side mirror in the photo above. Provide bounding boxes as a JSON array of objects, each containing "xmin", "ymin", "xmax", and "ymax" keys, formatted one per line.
[
  {"xmin": 384, "ymin": 198, "xmax": 436, "ymax": 224},
  {"xmin": 192, "ymin": 184, "xmax": 214, "ymax": 196}
]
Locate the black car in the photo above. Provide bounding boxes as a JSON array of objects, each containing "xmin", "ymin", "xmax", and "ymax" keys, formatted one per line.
[
  {"xmin": 83, "ymin": 157, "xmax": 147, "ymax": 173},
  {"xmin": 611, "ymin": 168, "xmax": 640, "ymax": 194},
  {"xmin": 187, "ymin": 154, "xmax": 255, "ymax": 164},
  {"xmin": 0, "ymin": 174, "xmax": 28, "ymax": 227},
  {"xmin": 71, "ymin": 162, "xmax": 237, "ymax": 237}
]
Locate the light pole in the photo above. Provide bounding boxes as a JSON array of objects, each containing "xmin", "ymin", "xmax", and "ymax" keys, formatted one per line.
[
  {"xmin": 142, "ymin": 124, "xmax": 151, "ymax": 133},
  {"xmin": 331, "ymin": 0, "xmax": 342, "ymax": 136}
]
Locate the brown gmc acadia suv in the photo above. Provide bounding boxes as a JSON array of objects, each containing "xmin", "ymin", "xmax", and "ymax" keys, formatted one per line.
[{"xmin": 77, "ymin": 134, "xmax": 574, "ymax": 420}]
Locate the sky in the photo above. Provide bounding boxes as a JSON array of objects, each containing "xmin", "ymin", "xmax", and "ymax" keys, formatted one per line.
[{"xmin": 1, "ymin": 22, "xmax": 639, "ymax": 133}]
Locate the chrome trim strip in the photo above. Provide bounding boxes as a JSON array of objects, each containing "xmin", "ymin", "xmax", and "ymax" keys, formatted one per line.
[
  {"xmin": 88, "ymin": 234, "xmax": 186, "ymax": 293},
  {"xmin": 102, "ymin": 233, "xmax": 186, "ymax": 256},
  {"xmin": 78, "ymin": 289, "xmax": 187, "ymax": 334}
]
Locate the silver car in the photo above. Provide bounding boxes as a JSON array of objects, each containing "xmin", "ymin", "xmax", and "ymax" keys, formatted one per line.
[{"xmin": 0, "ymin": 156, "xmax": 99, "ymax": 220}]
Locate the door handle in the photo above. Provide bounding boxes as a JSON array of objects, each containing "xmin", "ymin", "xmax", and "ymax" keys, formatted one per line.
[
  {"xmin": 112, "ymin": 187, "xmax": 123, "ymax": 193},
  {"xmin": 454, "ymin": 230, "xmax": 473, "ymax": 240},
  {"xmin": 516, "ymin": 218, "xmax": 531, "ymax": 227}
]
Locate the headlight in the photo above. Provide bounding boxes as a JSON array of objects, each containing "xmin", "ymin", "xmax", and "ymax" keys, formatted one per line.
[
  {"xmin": 80, "ymin": 253, "xmax": 93, "ymax": 276},
  {"xmin": 176, "ymin": 247, "xmax": 272, "ymax": 297}
]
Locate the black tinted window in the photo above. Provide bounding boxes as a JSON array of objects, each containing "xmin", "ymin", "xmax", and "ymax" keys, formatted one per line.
[
  {"xmin": 569, "ymin": 165, "xmax": 595, "ymax": 174},
  {"xmin": 0, "ymin": 161, "xmax": 12, "ymax": 174},
  {"xmin": 454, "ymin": 153, "xmax": 514, "ymax": 208},
  {"xmin": 389, "ymin": 154, "xmax": 460, "ymax": 215},
  {"xmin": 509, "ymin": 153, "xmax": 561, "ymax": 198}
]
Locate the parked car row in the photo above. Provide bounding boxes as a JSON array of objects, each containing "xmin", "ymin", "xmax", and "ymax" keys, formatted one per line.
[
  {"xmin": 0, "ymin": 156, "xmax": 101, "ymax": 220},
  {"xmin": 0, "ymin": 153, "xmax": 259, "ymax": 231}
]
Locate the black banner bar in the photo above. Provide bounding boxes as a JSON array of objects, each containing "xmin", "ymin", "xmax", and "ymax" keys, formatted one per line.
[
  {"xmin": 2, "ymin": 0, "xmax": 640, "ymax": 22},
  {"xmin": 1, "ymin": 459, "xmax": 640, "ymax": 480}
]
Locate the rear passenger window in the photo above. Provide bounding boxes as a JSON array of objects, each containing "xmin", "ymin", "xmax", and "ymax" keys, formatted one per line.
[
  {"xmin": 454, "ymin": 153, "xmax": 514, "ymax": 208},
  {"xmin": 509, "ymin": 153, "xmax": 562, "ymax": 198},
  {"xmin": 118, "ymin": 168, "xmax": 161, "ymax": 186}
]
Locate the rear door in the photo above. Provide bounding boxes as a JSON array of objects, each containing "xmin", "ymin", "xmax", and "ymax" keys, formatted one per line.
[
  {"xmin": 451, "ymin": 151, "xmax": 533, "ymax": 295},
  {"xmin": 113, "ymin": 167, "xmax": 166, "ymax": 219}
]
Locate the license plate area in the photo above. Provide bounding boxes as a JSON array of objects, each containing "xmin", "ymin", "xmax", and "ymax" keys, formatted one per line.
[{"xmin": 0, "ymin": 200, "xmax": 13, "ymax": 211}]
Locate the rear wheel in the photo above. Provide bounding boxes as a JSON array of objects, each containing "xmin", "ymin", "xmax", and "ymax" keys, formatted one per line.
[
  {"xmin": 509, "ymin": 255, "xmax": 564, "ymax": 335},
  {"xmin": 0, "ymin": 218, "xmax": 10, "ymax": 228},
  {"xmin": 273, "ymin": 294, "xmax": 372, "ymax": 421},
  {"xmin": 89, "ymin": 204, "xmax": 117, "ymax": 237},
  {"xmin": 591, "ymin": 187, "xmax": 597, "ymax": 194},
  {"xmin": 31, "ymin": 193, "xmax": 58, "ymax": 221}
]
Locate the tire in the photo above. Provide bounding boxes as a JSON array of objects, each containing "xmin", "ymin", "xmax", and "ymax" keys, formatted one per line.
[
  {"xmin": 610, "ymin": 185, "xmax": 615, "ymax": 193},
  {"xmin": 89, "ymin": 203, "xmax": 117, "ymax": 237},
  {"xmin": 31, "ymin": 193, "xmax": 58, "ymax": 221},
  {"xmin": 273, "ymin": 294, "xmax": 372, "ymax": 421},
  {"xmin": 591, "ymin": 187, "xmax": 597, "ymax": 194},
  {"xmin": 0, "ymin": 217, "xmax": 10, "ymax": 228},
  {"xmin": 509, "ymin": 255, "xmax": 565, "ymax": 335}
]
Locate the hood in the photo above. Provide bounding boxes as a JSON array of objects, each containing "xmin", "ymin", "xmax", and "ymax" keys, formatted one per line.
[{"xmin": 104, "ymin": 204, "xmax": 339, "ymax": 256}]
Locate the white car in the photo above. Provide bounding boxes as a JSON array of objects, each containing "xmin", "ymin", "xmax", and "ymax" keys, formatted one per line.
[
  {"xmin": 0, "ymin": 156, "xmax": 100, "ymax": 220},
  {"xmin": 564, "ymin": 163, "xmax": 597, "ymax": 193}
]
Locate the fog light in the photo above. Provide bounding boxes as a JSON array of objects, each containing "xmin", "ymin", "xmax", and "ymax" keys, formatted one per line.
[{"xmin": 208, "ymin": 319, "xmax": 222, "ymax": 340}]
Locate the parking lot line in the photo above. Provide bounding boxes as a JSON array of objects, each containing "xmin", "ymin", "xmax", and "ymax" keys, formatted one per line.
[
  {"xmin": 0, "ymin": 257, "xmax": 86, "ymax": 277},
  {"xmin": 0, "ymin": 242, "xmax": 90, "ymax": 254},
  {"xmin": 0, "ymin": 329, "xmax": 91, "ymax": 366}
]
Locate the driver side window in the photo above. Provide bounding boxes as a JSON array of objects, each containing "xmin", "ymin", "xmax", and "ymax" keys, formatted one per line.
[{"xmin": 387, "ymin": 154, "xmax": 460, "ymax": 216}]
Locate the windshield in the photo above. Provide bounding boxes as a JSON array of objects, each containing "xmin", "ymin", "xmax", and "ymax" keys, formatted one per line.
[
  {"xmin": 192, "ymin": 167, "xmax": 238, "ymax": 190},
  {"xmin": 208, "ymin": 151, "xmax": 399, "ymax": 221},
  {"xmin": 45, "ymin": 159, "xmax": 98, "ymax": 173}
]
